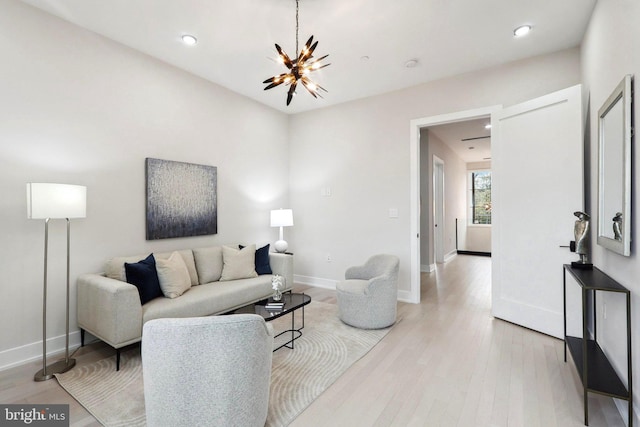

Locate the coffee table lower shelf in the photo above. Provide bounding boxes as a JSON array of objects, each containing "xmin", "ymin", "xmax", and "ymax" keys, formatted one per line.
[{"xmin": 225, "ymin": 293, "xmax": 312, "ymax": 352}]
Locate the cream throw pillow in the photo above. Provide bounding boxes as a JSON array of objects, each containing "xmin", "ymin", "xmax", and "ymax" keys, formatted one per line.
[
  {"xmin": 155, "ymin": 251, "xmax": 192, "ymax": 298},
  {"xmin": 220, "ymin": 245, "xmax": 258, "ymax": 281}
]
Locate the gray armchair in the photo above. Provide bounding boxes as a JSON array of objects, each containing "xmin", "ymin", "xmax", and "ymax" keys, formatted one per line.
[
  {"xmin": 336, "ymin": 254, "xmax": 400, "ymax": 329},
  {"xmin": 142, "ymin": 314, "xmax": 273, "ymax": 427}
]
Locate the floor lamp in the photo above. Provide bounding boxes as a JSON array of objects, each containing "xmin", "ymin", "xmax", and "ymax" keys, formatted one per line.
[{"xmin": 27, "ymin": 183, "xmax": 86, "ymax": 381}]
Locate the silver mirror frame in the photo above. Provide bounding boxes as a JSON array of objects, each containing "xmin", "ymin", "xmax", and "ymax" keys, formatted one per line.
[{"xmin": 597, "ymin": 74, "xmax": 633, "ymax": 256}]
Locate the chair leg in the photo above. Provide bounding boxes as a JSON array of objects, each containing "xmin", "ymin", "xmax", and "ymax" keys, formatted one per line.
[
  {"xmin": 116, "ymin": 348, "xmax": 121, "ymax": 371},
  {"xmin": 80, "ymin": 329, "xmax": 85, "ymax": 347}
]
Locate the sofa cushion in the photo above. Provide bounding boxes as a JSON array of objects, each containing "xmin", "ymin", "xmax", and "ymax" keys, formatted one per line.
[
  {"xmin": 240, "ymin": 244, "xmax": 272, "ymax": 275},
  {"xmin": 193, "ymin": 246, "xmax": 224, "ymax": 284},
  {"xmin": 124, "ymin": 254, "xmax": 163, "ymax": 305},
  {"xmin": 105, "ymin": 249, "xmax": 199, "ymax": 286},
  {"xmin": 220, "ymin": 245, "xmax": 258, "ymax": 281},
  {"xmin": 142, "ymin": 276, "xmax": 274, "ymax": 324},
  {"xmin": 156, "ymin": 251, "xmax": 192, "ymax": 298}
]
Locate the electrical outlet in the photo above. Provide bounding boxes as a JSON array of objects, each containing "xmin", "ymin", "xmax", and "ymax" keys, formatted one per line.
[{"xmin": 326, "ymin": 254, "xmax": 332, "ymax": 263}]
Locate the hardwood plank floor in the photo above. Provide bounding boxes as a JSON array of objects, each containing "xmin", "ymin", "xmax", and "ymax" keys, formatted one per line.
[
  {"xmin": 0, "ymin": 255, "xmax": 625, "ymax": 426},
  {"xmin": 290, "ymin": 255, "xmax": 625, "ymax": 427}
]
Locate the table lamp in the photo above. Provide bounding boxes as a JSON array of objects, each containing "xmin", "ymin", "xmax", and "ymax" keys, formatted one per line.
[{"xmin": 270, "ymin": 209, "xmax": 293, "ymax": 253}]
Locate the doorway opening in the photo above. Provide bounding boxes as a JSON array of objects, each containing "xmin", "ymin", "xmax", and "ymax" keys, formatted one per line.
[{"xmin": 408, "ymin": 105, "xmax": 501, "ymax": 304}]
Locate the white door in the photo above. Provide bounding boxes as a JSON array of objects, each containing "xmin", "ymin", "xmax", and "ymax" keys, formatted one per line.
[
  {"xmin": 492, "ymin": 85, "xmax": 583, "ymax": 338},
  {"xmin": 433, "ymin": 156, "xmax": 445, "ymax": 263}
]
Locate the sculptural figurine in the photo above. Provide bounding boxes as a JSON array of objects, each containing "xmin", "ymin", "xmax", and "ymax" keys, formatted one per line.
[
  {"xmin": 573, "ymin": 211, "xmax": 590, "ymax": 265},
  {"xmin": 613, "ymin": 212, "xmax": 623, "ymax": 241}
]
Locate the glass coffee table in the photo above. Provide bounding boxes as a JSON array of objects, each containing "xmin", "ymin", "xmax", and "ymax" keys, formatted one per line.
[{"xmin": 226, "ymin": 293, "xmax": 311, "ymax": 351}]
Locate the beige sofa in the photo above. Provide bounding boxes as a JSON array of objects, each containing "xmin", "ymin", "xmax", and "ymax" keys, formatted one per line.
[{"xmin": 77, "ymin": 245, "xmax": 293, "ymax": 369}]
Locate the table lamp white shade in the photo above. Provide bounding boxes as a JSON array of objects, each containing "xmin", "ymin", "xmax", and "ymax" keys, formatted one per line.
[
  {"xmin": 270, "ymin": 209, "xmax": 293, "ymax": 253},
  {"xmin": 270, "ymin": 209, "xmax": 294, "ymax": 227},
  {"xmin": 27, "ymin": 183, "xmax": 87, "ymax": 219}
]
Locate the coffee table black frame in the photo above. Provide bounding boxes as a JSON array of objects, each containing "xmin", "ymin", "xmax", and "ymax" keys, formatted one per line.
[{"xmin": 225, "ymin": 292, "xmax": 311, "ymax": 351}]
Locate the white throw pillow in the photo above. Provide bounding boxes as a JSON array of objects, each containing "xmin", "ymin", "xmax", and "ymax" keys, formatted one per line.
[
  {"xmin": 155, "ymin": 251, "xmax": 192, "ymax": 298},
  {"xmin": 220, "ymin": 245, "xmax": 258, "ymax": 281}
]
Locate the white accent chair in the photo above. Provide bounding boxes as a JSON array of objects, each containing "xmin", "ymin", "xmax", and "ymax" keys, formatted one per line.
[
  {"xmin": 142, "ymin": 314, "xmax": 273, "ymax": 427},
  {"xmin": 336, "ymin": 254, "xmax": 400, "ymax": 329}
]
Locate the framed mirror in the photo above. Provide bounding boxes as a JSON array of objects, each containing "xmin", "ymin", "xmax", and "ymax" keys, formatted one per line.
[{"xmin": 597, "ymin": 74, "xmax": 633, "ymax": 256}]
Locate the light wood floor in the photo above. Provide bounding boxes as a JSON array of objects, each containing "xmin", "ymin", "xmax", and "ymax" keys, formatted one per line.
[{"xmin": 0, "ymin": 255, "xmax": 626, "ymax": 426}]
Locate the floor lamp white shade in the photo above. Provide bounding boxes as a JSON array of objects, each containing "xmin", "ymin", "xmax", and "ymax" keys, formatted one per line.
[
  {"xmin": 270, "ymin": 209, "xmax": 293, "ymax": 253},
  {"xmin": 27, "ymin": 183, "xmax": 86, "ymax": 219},
  {"xmin": 27, "ymin": 183, "xmax": 86, "ymax": 381}
]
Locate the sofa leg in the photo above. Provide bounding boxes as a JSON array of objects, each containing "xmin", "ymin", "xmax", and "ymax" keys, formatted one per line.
[{"xmin": 116, "ymin": 348, "xmax": 121, "ymax": 371}]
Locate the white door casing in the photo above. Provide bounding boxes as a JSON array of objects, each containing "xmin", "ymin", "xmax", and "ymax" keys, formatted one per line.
[{"xmin": 492, "ymin": 84, "xmax": 583, "ymax": 338}]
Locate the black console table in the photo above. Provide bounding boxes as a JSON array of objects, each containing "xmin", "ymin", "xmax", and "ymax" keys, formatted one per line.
[{"xmin": 563, "ymin": 264, "xmax": 632, "ymax": 426}]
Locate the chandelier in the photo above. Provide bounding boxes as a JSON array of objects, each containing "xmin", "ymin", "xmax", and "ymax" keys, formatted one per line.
[{"xmin": 263, "ymin": 0, "xmax": 330, "ymax": 106}]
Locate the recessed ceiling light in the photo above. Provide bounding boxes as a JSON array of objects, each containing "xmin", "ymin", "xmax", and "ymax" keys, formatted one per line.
[
  {"xmin": 405, "ymin": 59, "xmax": 419, "ymax": 68},
  {"xmin": 181, "ymin": 34, "xmax": 198, "ymax": 46},
  {"xmin": 513, "ymin": 25, "xmax": 532, "ymax": 37},
  {"xmin": 485, "ymin": 124, "xmax": 492, "ymax": 129}
]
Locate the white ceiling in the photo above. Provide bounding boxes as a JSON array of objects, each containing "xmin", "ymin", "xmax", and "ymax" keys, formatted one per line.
[
  {"xmin": 428, "ymin": 119, "xmax": 491, "ymax": 163},
  {"xmin": 19, "ymin": 0, "xmax": 597, "ymax": 114}
]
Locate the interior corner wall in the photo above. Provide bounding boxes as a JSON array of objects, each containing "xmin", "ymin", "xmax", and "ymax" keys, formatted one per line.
[
  {"xmin": 581, "ymin": 0, "xmax": 640, "ymax": 422},
  {"xmin": 0, "ymin": 0, "xmax": 289, "ymax": 369},
  {"xmin": 288, "ymin": 47, "xmax": 581, "ymax": 294},
  {"xmin": 424, "ymin": 131, "xmax": 467, "ymax": 259}
]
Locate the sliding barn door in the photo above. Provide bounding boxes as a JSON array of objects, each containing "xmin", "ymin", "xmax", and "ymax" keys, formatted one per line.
[{"xmin": 492, "ymin": 85, "xmax": 583, "ymax": 338}]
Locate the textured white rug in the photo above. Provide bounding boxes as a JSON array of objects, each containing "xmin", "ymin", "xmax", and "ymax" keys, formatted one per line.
[{"xmin": 56, "ymin": 301, "xmax": 392, "ymax": 426}]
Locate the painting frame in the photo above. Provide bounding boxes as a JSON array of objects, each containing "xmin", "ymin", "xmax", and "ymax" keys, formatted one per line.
[{"xmin": 145, "ymin": 158, "xmax": 217, "ymax": 240}]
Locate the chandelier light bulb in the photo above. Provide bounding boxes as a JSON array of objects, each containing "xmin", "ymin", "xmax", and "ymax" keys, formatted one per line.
[{"xmin": 262, "ymin": 0, "xmax": 330, "ymax": 106}]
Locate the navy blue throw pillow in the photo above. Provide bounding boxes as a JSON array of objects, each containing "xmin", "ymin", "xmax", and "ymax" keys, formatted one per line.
[
  {"xmin": 125, "ymin": 254, "xmax": 162, "ymax": 305},
  {"xmin": 240, "ymin": 244, "xmax": 272, "ymax": 275}
]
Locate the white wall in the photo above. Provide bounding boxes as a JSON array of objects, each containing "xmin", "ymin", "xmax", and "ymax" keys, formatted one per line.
[
  {"xmin": 419, "ymin": 127, "xmax": 467, "ymax": 269},
  {"xmin": 581, "ymin": 0, "xmax": 640, "ymax": 422},
  {"xmin": 289, "ymin": 48, "xmax": 582, "ymax": 295},
  {"xmin": 0, "ymin": 0, "xmax": 289, "ymax": 369},
  {"xmin": 424, "ymin": 130, "xmax": 467, "ymax": 260}
]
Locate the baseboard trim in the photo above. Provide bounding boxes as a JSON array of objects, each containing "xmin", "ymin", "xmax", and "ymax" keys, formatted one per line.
[
  {"xmin": 421, "ymin": 264, "xmax": 436, "ymax": 273},
  {"xmin": 294, "ymin": 274, "xmax": 338, "ymax": 290},
  {"xmin": 0, "ymin": 331, "xmax": 81, "ymax": 372},
  {"xmin": 457, "ymin": 250, "xmax": 492, "ymax": 257},
  {"xmin": 295, "ymin": 275, "xmax": 415, "ymax": 304},
  {"xmin": 444, "ymin": 250, "xmax": 457, "ymax": 263}
]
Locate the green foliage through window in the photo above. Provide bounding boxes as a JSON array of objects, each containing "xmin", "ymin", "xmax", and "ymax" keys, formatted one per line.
[{"xmin": 471, "ymin": 171, "xmax": 491, "ymax": 225}]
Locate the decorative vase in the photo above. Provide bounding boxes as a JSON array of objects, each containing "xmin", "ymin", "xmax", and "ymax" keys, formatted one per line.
[{"xmin": 272, "ymin": 275, "xmax": 285, "ymax": 301}]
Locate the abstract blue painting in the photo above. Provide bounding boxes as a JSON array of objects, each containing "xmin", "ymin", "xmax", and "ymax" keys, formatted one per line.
[{"xmin": 146, "ymin": 158, "xmax": 217, "ymax": 240}]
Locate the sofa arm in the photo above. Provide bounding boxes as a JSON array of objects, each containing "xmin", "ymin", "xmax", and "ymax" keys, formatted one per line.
[
  {"xmin": 77, "ymin": 273, "xmax": 143, "ymax": 348},
  {"xmin": 269, "ymin": 253, "xmax": 294, "ymax": 291}
]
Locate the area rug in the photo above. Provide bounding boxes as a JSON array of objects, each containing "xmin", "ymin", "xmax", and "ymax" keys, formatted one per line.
[{"xmin": 55, "ymin": 301, "xmax": 392, "ymax": 426}]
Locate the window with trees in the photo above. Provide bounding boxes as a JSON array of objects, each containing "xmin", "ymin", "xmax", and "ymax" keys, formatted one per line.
[{"xmin": 470, "ymin": 170, "xmax": 491, "ymax": 225}]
